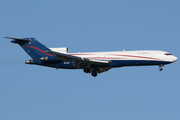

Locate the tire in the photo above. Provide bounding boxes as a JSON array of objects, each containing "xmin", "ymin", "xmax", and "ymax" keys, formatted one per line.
[
  {"xmin": 83, "ymin": 68, "xmax": 90, "ymax": 73},
  {"xmin": 91, "ymin": 72, "xmax": 97, "ymax": 77},
  {"xmin": 158, "ymin": 67, "xmax": 163, "ymax": 71}
]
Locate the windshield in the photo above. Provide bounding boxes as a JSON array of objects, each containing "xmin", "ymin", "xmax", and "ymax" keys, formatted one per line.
[{"xmin": 165, "ymin": 53, "xmax": 172, "ymax": 55}]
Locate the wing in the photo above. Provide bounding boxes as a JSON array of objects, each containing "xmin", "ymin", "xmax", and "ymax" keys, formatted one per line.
[{"xmin": 46, "ymin": 51, "xmax": 111, "ymax": 68}]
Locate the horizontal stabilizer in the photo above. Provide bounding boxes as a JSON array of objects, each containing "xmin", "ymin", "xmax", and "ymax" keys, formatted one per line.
[{"xmin": 5, "ymin": 37, "xmax": 32, "ymax": 42}]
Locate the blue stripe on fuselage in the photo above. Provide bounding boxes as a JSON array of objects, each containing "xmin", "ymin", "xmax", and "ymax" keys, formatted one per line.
[
  {"xmin": 31, "ymin": 59, "xmax": 171, "ymax": 69},
  {"xmin": 109, "ymin": 60, "xmax": 171, "ymax": 67}
]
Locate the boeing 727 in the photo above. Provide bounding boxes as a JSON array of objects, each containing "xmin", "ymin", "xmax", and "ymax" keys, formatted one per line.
[{"xmin": 6, "ymin": 37, "xmax": 178, "ymax": 77}]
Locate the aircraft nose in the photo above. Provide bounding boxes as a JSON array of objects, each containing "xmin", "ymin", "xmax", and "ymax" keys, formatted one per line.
[
  {"xmin": 174, "ymin": 56, "xmax": 178, "ymax": 61},
  {"xmin": 171, "ymin": 56, "xmax": 178, "ymax": 62}
]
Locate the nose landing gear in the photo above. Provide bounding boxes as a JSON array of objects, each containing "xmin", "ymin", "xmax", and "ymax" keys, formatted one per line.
[
  {"xmin": 158, "ymin": 67, "xmax": 163, "ymax": 71},
  {"xmin": 158, "ymin": 64, "xmax": 164, "ymax": 71}
]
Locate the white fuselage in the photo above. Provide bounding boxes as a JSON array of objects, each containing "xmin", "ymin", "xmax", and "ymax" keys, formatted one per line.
[{"xmin": 68, "ymin": 50, "xmax": 177, "ymax": 67}]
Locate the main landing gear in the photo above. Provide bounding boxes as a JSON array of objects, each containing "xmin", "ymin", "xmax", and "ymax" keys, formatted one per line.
[
  {"xmin": 83, "ymin": 68, "xmax": 90, "ymax": 73},
  {"xmin": 91, "ymin": 71, "xmax": 97, "ymax": 77},
  {"xmin": 83, "ymin": 68, "xmax": 98, "ymax": 77}
]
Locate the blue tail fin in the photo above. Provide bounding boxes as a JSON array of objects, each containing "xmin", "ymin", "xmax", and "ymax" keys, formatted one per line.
[{"xmin": 6, "ymin": 37, "xmax": 53, "ymax": 59}]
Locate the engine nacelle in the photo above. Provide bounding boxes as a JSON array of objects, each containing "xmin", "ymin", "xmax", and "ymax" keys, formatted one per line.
[
  {"xmin": 49, "ymin": 47, "xmax": 68, "ymax": 53},
  {"xmin": 40, "ymin": 57, "xmax": 48, "ymax": 61},
  {"xmin": 25, "ymin": 60, "xmax": 33, "ymax": 64},
  {"xmin": 40, "ymin": 56, "xmax": 59, "ymax": 61}
]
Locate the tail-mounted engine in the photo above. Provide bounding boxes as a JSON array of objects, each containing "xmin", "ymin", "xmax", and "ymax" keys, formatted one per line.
[{"xmin": 25, "ymin": 59, "xmax": 33, "ymax": 64}]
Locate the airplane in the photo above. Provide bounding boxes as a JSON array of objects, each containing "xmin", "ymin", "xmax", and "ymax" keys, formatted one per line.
[{"xmin": 6, "ymin": 37, "xmax": 178, "ymax": 77}]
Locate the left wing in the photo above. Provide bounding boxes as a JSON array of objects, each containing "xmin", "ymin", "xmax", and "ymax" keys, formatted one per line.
[{"xmin": 46, "ymin": 51, "xmax": 111, "ymax": 68}]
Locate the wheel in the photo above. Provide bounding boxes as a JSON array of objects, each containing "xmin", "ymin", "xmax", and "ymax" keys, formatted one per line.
[
  {"xmin": 83, "ymin": 68, "xmax": 90, "ymax": 73},
  {"xmin": 91, "ymin": 72, "xmax": 97, "ymax": 77},
  {"xmin": 158, "ymin": 67, "xmax": 163, "ymax": 71}
]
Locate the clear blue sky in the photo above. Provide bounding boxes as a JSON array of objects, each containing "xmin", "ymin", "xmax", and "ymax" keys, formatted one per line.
[{"xmin": 1, "ymin": 0, "xmax": 180, "ymax": 120}]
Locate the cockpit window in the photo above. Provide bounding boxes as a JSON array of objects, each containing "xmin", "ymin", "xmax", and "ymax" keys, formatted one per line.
[{"xmin": 165, "ymin": 53, "xmax": 172, "ymax": 55}]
